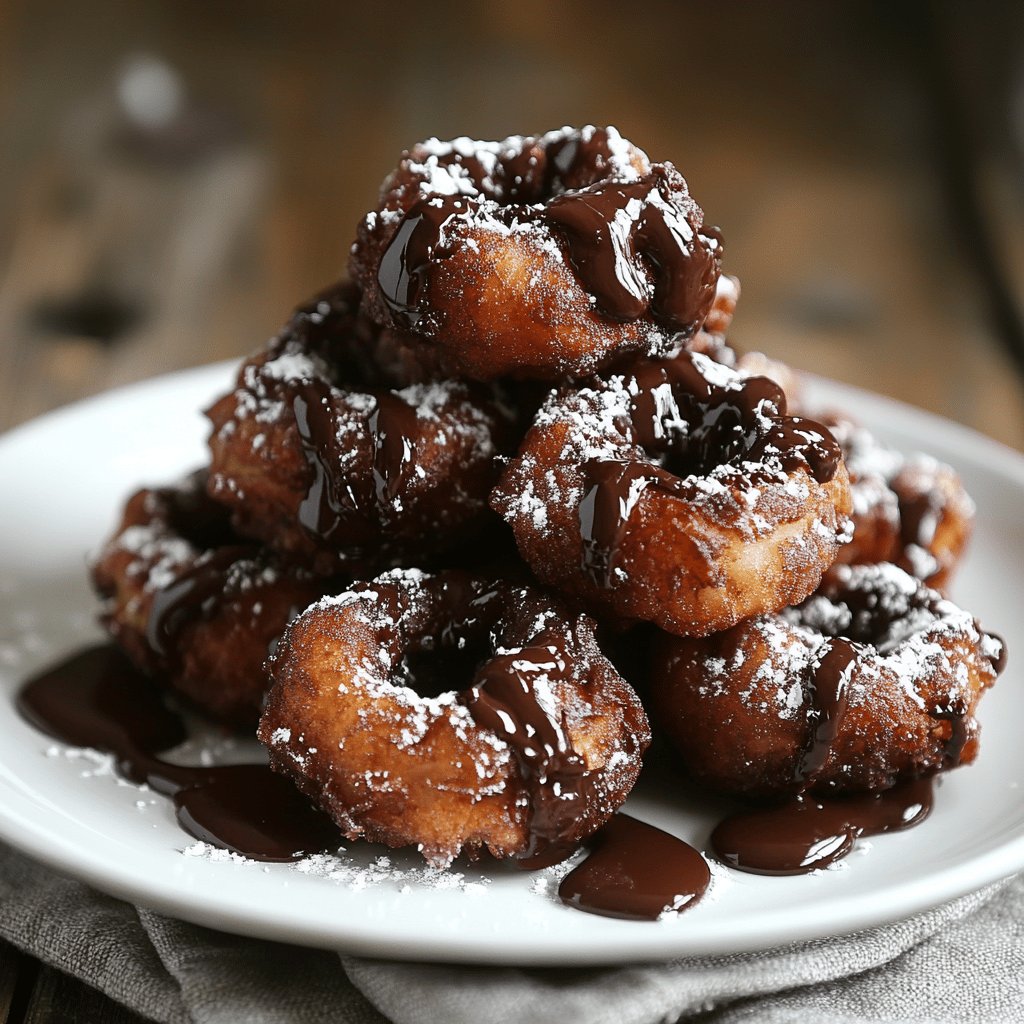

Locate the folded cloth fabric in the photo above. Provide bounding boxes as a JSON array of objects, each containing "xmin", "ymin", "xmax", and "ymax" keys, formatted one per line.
[{"xmin": 1, "ymin": 841, "xmax": 1022, "ymax": 1024}]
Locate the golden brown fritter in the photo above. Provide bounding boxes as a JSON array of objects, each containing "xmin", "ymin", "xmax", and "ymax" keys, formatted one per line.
[
  {"xmin": 205, "ymin": 282, "xmax": 511, "ymax": 575},
  {"xmin": 492, "ymin": 352, "xmax": 852, "ymax": 637},
  {"xmin": 650, "ymin": 563, "xmax": 1004, "ymax": 799},
  {"xmin": 350, "ymin": 127, "xmax": 721, "ymax": 381},
  {"xmin": 259, "ymin": 570, "xmax": 650, "ymax": 867},
  {"xmin": 91, "ymin": 471, "xmax": 329, "ymax": 728},
  {"xmin": 824, "ymin": 416, "xmax": 974, "ymax": 590}
]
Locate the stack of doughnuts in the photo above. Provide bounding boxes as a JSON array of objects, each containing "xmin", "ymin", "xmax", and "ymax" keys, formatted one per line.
[{"xmin": 93, "ymin": 126, "xmax": 1004, "ymax": 870}]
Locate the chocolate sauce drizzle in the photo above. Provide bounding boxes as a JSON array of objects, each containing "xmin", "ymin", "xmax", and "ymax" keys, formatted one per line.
[
  {"xmin": 793, "ymin": 638, "xmax": 860, "ymax": 787},
  {"xmin": 17, "ymin": 645, "xmax": 338, "ymax": 862},
  {"xmin": 579, "ymin": 461, "xmax": 681, "ymax": 587},
  {"xmin": 543, "ymin": 167, "xmax": 721, "ymax": 329},
  {"xmin": 896, "ymin": 485, "xmax": 944, "ymax": 553},
  {"xmin": 559, "ymin": 814, "xmax": 710, "ymax": 920},
  {"xmin": 292, "ymin": 380, "xmax": 420, "ymax": 543},
  {"xmin": 578, "ymin": 357, "xmax": 842, "ymax": 586},
  {"xmin": 146, "ymin": 546, "xmax": 252, "ymax": 659},
  {"xmin": 378, "ymin": 155, "xmax": 721, "ymax": 335},
  {"xmin": 463, "ymin": 630, "xmax": 595, "ymax": 868},
  {"xmin": 369, "ymin": 391, "xmax": 419, "ymax": 507},
  {"xmin": 293, "ymin": 379, "xmax": 354, "ymax": 542}
]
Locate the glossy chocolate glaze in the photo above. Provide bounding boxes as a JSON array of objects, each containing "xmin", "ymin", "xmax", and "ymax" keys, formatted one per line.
[
  {"xmin": 559, "ymin": 813, "xmax": 710, "ymax": 920},
  {"xmin": 793, "ymin": 638, "xmax": 860, "ymax": 787},
  {"xmin": 17, "ymin": 645, "xmax": 337, "ymax": 861},
  {"xmin": 464, "ymin": 629, "xmax": 595, "ymax": 868},
  {"xmin": 146, "ymin": 545, "xmax": 252, "ymax": 659},
  {"xmin": 369, "ymin": 391, "xmax": 419, "ymax": 506},
  {"xmin": 293, "ymin": 378, "xmax": 360, "ymax": 543},
  {"xmin": 377, "ymin": 205, "xmax": 453, "ymax": 331},
  {"xmin": 535, "ymin": 127, "xmax": 633, "ymax": 197},
  {"xmin": 579, "ymin": 460, "xmax": 679, "ymax": 588},
  {"xmin": 897, "ymin": 487, "xmax": 943, "ymax": 551},
  {"xmin": 711, "ymin": 778, "xmax": 934, "ymax": 875},
  {"xmin": 543, "ymin": 166, "xmax": 721, "ymax": 330},
  {"xmin": 578, "ymin": 356, "xmax": 841, "ymax": 586},
  {"xmin": 378, "ymin": 155, "xmax": 721, "ymax": 336},
  {"xmin": 292, "ymin": 381, "xmax": 420, "ymax": 544},
  {"xmin": 930, "ymin": 698, "xmax": 971, "ymax": 765}
]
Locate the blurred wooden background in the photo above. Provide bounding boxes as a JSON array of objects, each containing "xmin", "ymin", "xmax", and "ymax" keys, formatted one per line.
[
  {"xmin": 1, "ymin": 0, "xmax": 1023, "ymax": 448},
  {"xmin": 1, "ymin": 3, "xmax": 1023, "ymax": 1019}
]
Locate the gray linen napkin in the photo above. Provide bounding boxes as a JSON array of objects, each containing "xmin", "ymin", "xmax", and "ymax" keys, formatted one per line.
[{"xmin": 1, "ymin": 841, "xmax": 1021, "ymax": 1024}]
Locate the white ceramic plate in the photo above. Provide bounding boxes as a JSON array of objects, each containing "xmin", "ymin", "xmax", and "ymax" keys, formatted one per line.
[{"xmin": 0, "ymin": 363, "xmax": 1022, "ymax": 965}]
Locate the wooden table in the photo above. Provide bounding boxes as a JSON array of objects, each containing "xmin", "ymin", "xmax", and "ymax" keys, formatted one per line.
[{"xmin": 1, "ymin": 2, "xmax": 1021, "ymax": 1021}]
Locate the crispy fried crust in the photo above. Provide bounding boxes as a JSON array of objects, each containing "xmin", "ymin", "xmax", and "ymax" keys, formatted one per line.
[
  {"xmin": 650, "ymin": 563, "xmax": 1004, "ymax": 799},
  {"xmin": 824, "ymin": 416, "xmax": 975, "ymax": 590},
  {"xmin": 91, "ymin": 471, "xmax": 328, "ymax": 728},
  {"xmin": 205, "ymin": 282, "xmax": 511, "ymax": 574},
  {"xmin": 258, "ymin": 570, "xmax": 650, "ymax": 867},
  {"xmin": 350, "ymin": 127, "xmax": 721, "ymax": 381},
  {"xmin": 491, "ymin": 352, "xmax": 852, "ymax": 637}
]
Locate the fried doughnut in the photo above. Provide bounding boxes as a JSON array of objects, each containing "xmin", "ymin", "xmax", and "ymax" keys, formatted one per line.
[
  {"xmin": 91, "ymin": 471, "xmax": 329, "ymax": 728},
  {"xmin": 651, "ymin": 563, "xmax": 1005, "ymax": 800},
  {"xmin": 258, "ymin": 569, "xmax": 650, "ymax": 867},
  {"xmin": 205, "ymin": 282, "xmax": 510, "ymax": 575},
  {"xmin": 491, "ymin": 351, "xmax": 853, "ymax": 637},
  {"xmin": 351, "ymin": 126, "xmax": 723, "ymax": 381},
  {"xmin": 825, "ymin": 416, "xmax": 974, "ymax": 589}
]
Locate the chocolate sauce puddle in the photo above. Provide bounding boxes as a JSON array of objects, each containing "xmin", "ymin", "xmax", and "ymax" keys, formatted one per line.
[
  {"xmin": 174, "ymin": 764, "xmax": 340, "ymax": 862},
  {"xmin": 711, "ymin": 778, "xmax": 934, "ymax": 875},
  {"xmin": 17, "ymin": 645, "xmax": 337, "ymax": 862},
  {"xmin": 559, "ymin": 814, "xmax": 710, "ymax": 920}
]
